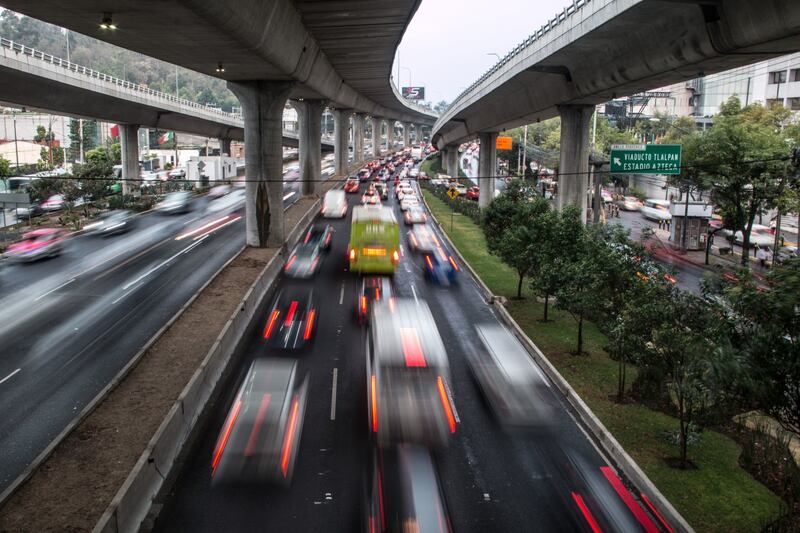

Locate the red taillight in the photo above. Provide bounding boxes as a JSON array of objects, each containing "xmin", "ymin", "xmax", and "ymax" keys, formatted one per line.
[
  {"xmin": 400, "ymin": 328, "xmax": 427, "ymax": 368},
  {"xmin": 375, "ymin": 288, "xmax": 381, "ymax": 301},
  {"xmin": 436, "ymin": 376, "xmax": 457, "ymax": 433},
  {"xmin": 212, "ymin": 399, "xmax": 242, "ymax": 476},
  {"xmin": 284, "ymin": 301, "xmax": 299, "ymax": 326},
  {"xmin": 371, "ymin": 375, "xmax": 378, "ymax": 432},
  {"xmin": 360, "ymin": 295, "xmax": 368, "ymax": 315},
  {"xmin": 310, "ymin": 257, "xmax": 320, "ymax": 272},
  {"xmin": 303, "ymin": 309, "xmax": 316, "ymax": 340},
  {"xmin": 263, "ymin": 310, "xmax": 280, "ymax": 338},
  {"xmin": 449, "ymin": 256, "xmax": 460, "ymax": 271},
  {"xmin": 391, "ymin": 250, "xmax": 400, "ymax": 263},
  {"xmin": 349, "ymin": 248, "xmax": 357, "ymax": 262},
  {"xmin": 244, "ymin": 393, "xmax": 272, "ymax": 457},
  {"xmin": 280, "ymin": 396, "xmax": 301, "ymax": 477},
  {"xmin": 409, "ymin": 233, "xmax": 418, "ymax": 248},
  {"xmin": 425, "ymin": 255, "xmax": 433, "ymax": 270},
  {"xmin": 285, "ymin": 255, "xmax": 297, "ymax": 272},
  {"xmin": 303, "ymin": 231, "xmax": 311, "ymax": 244},
  {"xmin": 325, "ymin": 234, "xmax": 332, "ymax": 247}
]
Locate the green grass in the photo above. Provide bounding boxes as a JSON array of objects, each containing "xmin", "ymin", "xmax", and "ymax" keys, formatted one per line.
[{"xmin": 423, "ymin": 190, "xmax": 784, "ymax": 533}]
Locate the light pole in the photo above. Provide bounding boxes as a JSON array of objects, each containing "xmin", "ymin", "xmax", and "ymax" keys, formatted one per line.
[{"xmin": 401, "ymin": 67, "xmax": 412, "ymax": 87}]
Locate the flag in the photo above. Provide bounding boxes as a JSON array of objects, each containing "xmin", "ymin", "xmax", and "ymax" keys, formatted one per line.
[
  {"xmin": 157, "ymin": 131, "xmax": 174, "ymax": 145},
  {"xmin": 110, "ymin": 124, "xmax": 119, "ymax": 138}
]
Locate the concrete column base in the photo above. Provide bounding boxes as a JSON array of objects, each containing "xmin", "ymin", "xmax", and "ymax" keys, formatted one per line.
[
  {"xmin": 219, "ymin": 137, "xmax": 232, "ymax": 157},
  {"xmin": 295, "ymin": 99, "xmax": 326, "ymax": 197},
  {"xmin": 371, "ymin": 117, "xmax": 382, "ymax": 159},
  {"xmin": 556, "ymin": 104, "xmax": 594, "ymax": 223},
  {"xmin": 119, "ymin": 123, "xmax": 139, "ymax": 197},
  {"xmin": 402, "ymin": 122, "xmax": 410, "ymax": 148},
  {"xmin": 352, "ymin": 113, "xmax": 366, "ymax": 164},
  {"xmin": 228, "ymin": 80, "xmax": 294, "ymax": 248},
  {"xmin": 444, "ymin": 146, "xmax": 459, "ymax": 177},
  {"xmin": 332, "ymin": 108, "xmax": 350, "ymax": 176},
  {"xmin": 478, "ymin": 132, "xmax": 498, "ymax": 209}
]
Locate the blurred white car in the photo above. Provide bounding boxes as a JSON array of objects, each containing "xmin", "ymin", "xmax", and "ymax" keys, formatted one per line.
[
  {"xmin": 640, "ymin": 199, "xmax": 671, "ymax": 221},
  {"xmin": 322, "ymin": 189, "xmax": 347, "ymax": 218},
  {"xmin": 207, "ymin": 188, "xmax": 245, "ymax": 214},
  {"xmin": 735, "ymin": 224, "xmax": 775, "ymax": 247},
  {"xmin": 400, "ymin": 196, "xmax": 419, "ymax": 211}
]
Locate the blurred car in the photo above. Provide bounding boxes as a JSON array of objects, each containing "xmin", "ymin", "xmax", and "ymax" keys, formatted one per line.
[
  {"xmin": 776, "ymin": 245, "xmax": 799, "ymax": 264},
  {"xmin": 284, "ymin": 226, "xmax": 332, "ymax": 279},
  {"xmin": 41, "ymin": 194, "xmax": 66, "ymax": 212},
  {"xmin": 367, "ymin": 299, "xmax": 456, "ymax": 447},
  {"xmin": 207, "ymin": 188, "xmax": 246, "ymax": 214},
  {"xmin": 453, "ymin": 183, "xmax": 467, "ymax": 196},
  {"xmin": 322, "ymin": 190, "xmax": 347, "ymax": 218},
  {"xmin": 262, "ymin": 288, "xmax": 318, "ymax": 349},
  {"xmin": 364, "ymin": 444, "xmax": 452, "ymax": 533},
  {"xmin": 168, "ymin": 167, "xmax": 186, "ymax": 179},
  {"xmin": 422, "ymin": 247, "xmax": 459, "ymax": 285},
  {"xmin": 734, "ymin": 224, "xmax": 775, "ymax": 247},
  {"xmin": 362, "ymin": 187, "xmax": 381, "ymax": 206},
  {"xmin": 407, "ymin": 224, "xmax": 440, "ymax": 253},
  {"xmin": 356, "ymin": 275, "xmax": 395, "ymax": 324},
  {"xmin": 616, "ymin": 196, "xmax": 642, "ymax": 211},
  {"xmin": 208, "ymin": 184, "xmax": 232, "ymax": 198},
  {"xmin": 469, "ymin": 324, "xmax": 556, "ymax": 429},
  {"xmin": 640, "ymin": 199, "xmax": 672, "ymax": 222},
  {"xmin": 84, "ymin": 209, "xmax": 135, "ymax": 236},
  {"xmin": 409, "ymin": 168, "xmax": 419, "ymax": 178},
  {"xmin": 399, "ymin": 196, "xmax": 419, "ymax": 212},
  {"xmin": 375, "ymin": 183, "xmax": 389, "ymax": 201},
  {"xmin": 14, "ymin": 202, "xmax": 44, "ymax": 219},
  {"xmin": 155, "ymin": 191, "xmax": 193, "ymax": 214},
  {"xmin": 211, "ymin": 358, "xmax": 308, "ymax": 486},
  {"xmin": 418, "ymin": 171, "xmax": 429, "ymax": 181},
  {"xmin": 4, "ymin": 228, "xmax": 67, "ymax": 262},
  {"xmin": 466, "ymin": 186, "xmax": 480, "ymax": 201},
  {"xmin": 345, "ymin": 178, "xmax": 361, "ymax": 193},
  {"xmin": 404, "ymin": 207, "xmax": 427, "ymax": 225},
  {"xmin": 305, "ymin": 224, "xmax": 334, "ymax": 251}
]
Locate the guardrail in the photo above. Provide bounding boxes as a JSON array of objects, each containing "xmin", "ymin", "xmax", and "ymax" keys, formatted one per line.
[
  {"xmin": 445, "ymin": 0, "xmax": 612, "ymax": 111},
  {"xmin": 0, "ymin": 37, "xmax": 242, "ymax": 121}
]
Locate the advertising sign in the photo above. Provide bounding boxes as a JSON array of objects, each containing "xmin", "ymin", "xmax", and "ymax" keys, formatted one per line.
[
  {"xmin": 402, "ymin": 86, "xmax": 425, "ymax": 100},
  {"xmin": 495, "ymin": 136, "xmax": 513, "ymax": 150}
]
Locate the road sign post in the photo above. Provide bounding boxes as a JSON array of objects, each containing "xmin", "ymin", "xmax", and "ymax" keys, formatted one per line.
[
  {"xmin": 446, "ymin": 186, "xmax": 459, "ymax": 232},
  {"xmin": 610, "ymin": 144, "xmax": 682, "ymax": 175}
]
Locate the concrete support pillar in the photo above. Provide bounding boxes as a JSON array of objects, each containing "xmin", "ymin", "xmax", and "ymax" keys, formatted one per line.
[
  {"xmin": 444, "ymin": 145, "xmax": 459, "ymax": 177},
  {"xmin": 556, "ymin": 105, "xmax": 594, "ymax": 223},
  {"xmin": 228, "ymin": 80, "xmax": 294, "ymax": 248},
  {"xmin": 119, "ymin": 123, "xmax": 139, "ymax": 196},
  {"xmin": 386, "ymin": 120, "xmax": 396, "ymax": 152},
  {"xmin": 333, "ymin": 108, "xmax": 350, "ymax": 176},
  {"xmin": 295, "ymin": 99, "xmax": 326, "ymax": 197},
  {"xmin": 402, "ymin": 122, "xmax": 410, "ymax": 148},
  {"xmin": 371, "ymin": 117, "xmax": 382, "ymax": 159},
  {"xmin": 353, "ymin": 113, "xmax": 366, "ymax": 163},
  {"xmin": 219, "ymin": 137, "xmax": 232, "ymax": 156},
  {"xmin": 478, "ymin": 131, "xmax": 498, "ymax": 209}
]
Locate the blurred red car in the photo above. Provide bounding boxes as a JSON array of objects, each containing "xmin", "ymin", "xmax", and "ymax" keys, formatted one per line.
[
  {"xmin": 466, "ymin": 186, "xmax": 480, "ymax": 201},
  {"xmin": 4, "ymin": 228, "xmax": 67, "ymax": 262},
  {"xmin": 345, "ymin": 178, "xmax": 360, "ymax": 193}
]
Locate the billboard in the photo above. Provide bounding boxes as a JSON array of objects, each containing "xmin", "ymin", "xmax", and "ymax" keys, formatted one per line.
[
  {"xmin": 402, "ymin": 86, "xmax": 425, "ymax": 100},
  {"xmin": 495, "ymin": 136, "xmax": 513, "ymax": 150}
]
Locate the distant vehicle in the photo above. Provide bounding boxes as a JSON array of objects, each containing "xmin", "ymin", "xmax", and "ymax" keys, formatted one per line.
[
  {"xmin": 4, "ymin": 228, "xmax": 67, "ymax": 262},
  {"xmin": 366, "ymin": 299, "xmax": 456, "ymax": 447},
  {"xmin": 422, "ymin": 247, "xmax": 459, "ymax": 285},
  {"xmin": 208, "ymin": 184, "xmax": 232, "ymax": 199},
  {"xmin": 14, "ymin": 202, "xmax": 44, "ymax": 219},
  {"xmin": 262, "ymin": 288, "xmax": 318, "ymax": 349},
  {"xmin": 364, "ymin": 444, "xmax": 452, "ymax": 533},
  {"xmin": 404, "ymin": 207, "xmax": 427, "ymax": 225},
  {"xmin": 348, "ymin": 206, "xmax": 400, "ymax": 274},
  {"xmin": 211, "ymin": 358, "xmax": 308, "ymax": 486},
  {"xmin": 207, "ymin": 188, "xmax": 246, "ymax": 214},
  {"xmin": 155, "ymin": 191, "xmax": 193, "ymax": 214},
  {"xmin": 640, "ymin": 199, "xmax": 672, "ymax": 222},
  {"xmin": 284, "ymin": 225, "xmax": 333, "ymax": 278},
  {"xmin": 321, "ymin": 190, "xmax": 347, "ymax": 219},
  {"xmin": 469, "ymin": 324, "xmax": 556, "ymax": 429},
  {"xmin": 356, "ymin": 275, "xmax": 395, "ymax": 324},
  {"xmin": 84, "ymin": 210, "xmax": 135, "ymax": 236},
  {"xmin": 41, "ymin": 194, "xmax": 66, "ymax": 212},
  {"xmin": 734, "ymin": 224, "xmax": 775, "ymax": 247},
  {"xmin": 407, "ymin": 224, "xmax": 440, "ymax": 253},
  {"xmin": 168, "ymin": 167, "xmax": 186, "ymax": 179},
  {"xmin": 409, "ymin": 168, "xmax": 419, "ymax": 178},
  {"xmin": 452, "ymin": 183, "xmax": 467, "ymax": 196},
  {"xmin": 345, "ymin": 178, "xmax": 361, "ymax": 193},
  {"xmin": 399, "ymin": 196, "xmax": 419, "ymax": 212},
  {"xmin": 375, "ymin": 183, "xmax": 389, "ymax": 201},
  {"xmin": 140, "ymin": 172, "xmax": 159, "ymax": 188},
  {"xmin": 616, "ymin": 196, "xmax": 642, "ymax": 211},
  {"xmin": 466, "ymin": 186, "xmax": 480, "ymax": 201}
]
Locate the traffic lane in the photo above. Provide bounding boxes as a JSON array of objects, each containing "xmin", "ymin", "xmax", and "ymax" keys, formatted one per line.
[
  {"xmin": 155, "ymin": 190, "xmax": 365, "ymax": 532},
  {"xmin": 0, "ymin": 213, "xmax": 245, "ymax": 492},
  {"xmin": 396, "ymin": 185, "xmax": 642, "ymax": 532}
]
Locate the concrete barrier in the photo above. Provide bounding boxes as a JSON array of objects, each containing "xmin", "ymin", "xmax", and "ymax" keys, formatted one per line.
[
  {"xmin": 94, "ymin": 198, "xmax": 322, "ymax": 533},
  {"xmin": 420, "ymin": 189, "xmax": 694, "ymax": 533}
]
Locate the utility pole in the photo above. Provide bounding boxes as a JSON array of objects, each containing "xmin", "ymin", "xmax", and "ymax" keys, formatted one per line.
[
  {"xmin": 680, "ymin": 182, "xmax": 691, "ymax": 253},
  {"xmin": 522, "ymin": 124, "xmax": 528, "ymax": 179},
  {"xmin": 12, "ymin": 109, "xmax": 19, "ymax": 172},
  {"xmin": 79, "ymin": 118, "xmax": 84, "ymax": 163},
  {"xmin": 592, "ymin": 162, "xmax": 602, "ymax": 224}
]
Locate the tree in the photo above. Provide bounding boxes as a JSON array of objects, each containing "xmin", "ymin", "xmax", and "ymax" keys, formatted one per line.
[
  {"xmin": 553, "ymin": 236, "xmax": 596, "ymax": 356},
  {"xmin": 67, "ymin": 118, "xmax": 98, "ymax": 162},
  {"xmin": 0, "ymin": 155, "xmax": 10, "ymax": 178}
]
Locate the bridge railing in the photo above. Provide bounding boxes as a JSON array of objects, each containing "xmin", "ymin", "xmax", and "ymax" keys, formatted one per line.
[
  {"xmin": 446, "ymin": 0, "xmax": 609, "ymax": 111},
  {"xmin": 0, "ymin": 37, "xmax": 242, "ymax": 122}
]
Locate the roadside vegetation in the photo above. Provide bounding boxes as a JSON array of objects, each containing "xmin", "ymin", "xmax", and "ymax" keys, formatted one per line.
[{"xmin": 422, "ymin": 185, "xmax": 798, "ymax": 532}]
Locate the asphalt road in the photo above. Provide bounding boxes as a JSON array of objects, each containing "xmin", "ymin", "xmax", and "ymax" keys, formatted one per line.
[
  {"xmin": 0, "ymin": 167, "xmax": 308, "ymax": 493},
  {"xmin": 154, "ymin": 170, "xmax": 663, "ymax": 532}
]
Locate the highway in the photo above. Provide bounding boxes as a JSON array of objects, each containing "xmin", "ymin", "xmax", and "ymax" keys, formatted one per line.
[
  {"xmin": 154, "ymin": 164, "xmax": 663, "ymax": 532},
  {"xmin": 0, "ymin": 167, "xmax": 310, "ymax": 493}
]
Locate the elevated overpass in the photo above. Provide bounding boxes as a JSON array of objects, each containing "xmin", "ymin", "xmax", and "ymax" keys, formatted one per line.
[
  {"xmin": 432, "ymin": 0, "xmax": 800, "ymax": 216},
  {"xmin": 0, "ymin": 0, "xmax": 439, "ymax": 246}
]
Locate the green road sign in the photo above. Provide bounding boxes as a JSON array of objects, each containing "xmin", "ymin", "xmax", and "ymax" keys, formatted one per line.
[{"xmin": 610, "ymin": 144, "xmax": 682, "ymax": 175}]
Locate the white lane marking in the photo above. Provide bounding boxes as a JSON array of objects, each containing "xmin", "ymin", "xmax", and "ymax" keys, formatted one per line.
[
  {"xmin": 0, "ymin": 368, "xmax": 21, "ymax": 385},
  {"xmin": 443, "ymin": 379, "xmax": 461, "ymax": 423},
  {"xmin": 410, "ymin": 283, "xmax": 418, "ymax": 304},
  {"xmin": 339, "ymin": 282, "xmax": 345, "ymax": 305},
  {"xmin": 34, "ymin": 277, "xmax": 76, "ymax": 302},
  {"xmin": 122, "ymin": 235, "xmax": 208, "ymax": 291},
  {"xmin": 330, "ymin": 368, "xmax": 338, "ymax": 420},
  {"xmin": 399, "ymin": 244, "xmax": 405, "ymax": 257},
  {"xmin": 283, "ymin": 191, "xmax": 296, "ymax": 201}
]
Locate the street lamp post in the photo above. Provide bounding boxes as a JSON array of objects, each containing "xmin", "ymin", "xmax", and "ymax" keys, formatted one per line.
[{"xmin": 401, "ymin": 67, "xmax": 412, "ymax": 87}]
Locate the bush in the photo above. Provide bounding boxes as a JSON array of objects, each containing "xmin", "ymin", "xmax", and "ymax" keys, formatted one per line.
[{"xmin": 421, "ymin": 182, "xmax": 482, "ymax": 225}]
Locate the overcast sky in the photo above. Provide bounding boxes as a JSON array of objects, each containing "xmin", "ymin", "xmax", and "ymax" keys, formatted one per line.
[{"xmin": 394, "ymin": 0, "xmax": 573, "ymax": 103}]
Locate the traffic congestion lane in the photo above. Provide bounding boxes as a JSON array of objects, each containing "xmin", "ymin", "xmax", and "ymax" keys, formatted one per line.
[{"xmin": 155, "ymin": 166, "xmax": 654, "ymax": 533}]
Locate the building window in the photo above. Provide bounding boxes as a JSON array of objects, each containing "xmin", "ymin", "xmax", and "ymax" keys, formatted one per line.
[
  {"xmin": 788, "ymin": 98, "xmax": 800, "ymax": 111},
  {"xmin": 791, "ymin": 69, "xmax": 800, "ymax": 82},
  {"xmin": 766, "ymin": 98, "xmax": 785, "ymax": 108},
  {"xmin": 769, "ymin": 70, "xmax": 787, "ymax": 84}
]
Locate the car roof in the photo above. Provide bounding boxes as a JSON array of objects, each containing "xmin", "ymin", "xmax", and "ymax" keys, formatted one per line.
[
  {"xmin": 475, "ymin": 324, "xmax": 541, "ymax": 386},
  {"xmin": 352, "ymin": 205, "xmax": 396, "ymax": 223},
  {"xmin": 371, "ymin": 299, "xmax": 448, "ymax": 370},
  {"xmin": 24, "ymin": 228, "xmax": 61, "ymax": 237}
]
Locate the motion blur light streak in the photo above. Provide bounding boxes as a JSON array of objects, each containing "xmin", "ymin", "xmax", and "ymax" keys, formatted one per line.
[
  {"xmin": 284, "ymin": 301, "xmax": 299, "ymax": 326},
  {"xmin": 303, "ymin": 310, "xmax": 316, "ymax": 340},
  {"xmin": 285, "ymin": 255, "xmax": 297, "ymax": 272},
  {"xmin": 400, "ymin": 328, "xmax": 426, "ymax": 368},
  {"xmin": 436, "ymin": 376, "xmax": 457, "ymax": 433},
  {"xmin": 175, "ymin": 215, "xmax": 231, "ymax": 241},
  {"xmin": 371, "ymin": 375, "xmax": 379, "ymax": 432},
  {"xmin": 571, "ymin": 492, "xmax": 603, "ymax": 533},
  {"xmin": 641, "ymin": 493, "xmax": 675, "ymax": 533},
  {"xmin": 211, "ymin": 399, "xmax": 242, "ymax": 475},
  {"xmin": 600, "ymin": 466, "xmax": 659, "ymax": 533},
  {"xmin": 263, "ymin": 310, "xmax": 280, "ymax": 339},
  {"xmin": 244, "ymin": 393, "xmax": 272, "ymax": 457},
  {"xmin": 192, "ymin": 216, "xmax": 241, "ymax": 241},
  {"xmin": 280, "ymin": 396, "xmax": 301, "ymax": 477},
  {"xmin": 448, "ymin": 257, "xmax": 459, "ymax": 271}
]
